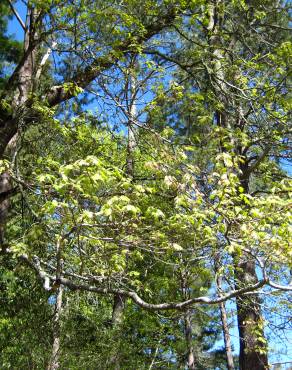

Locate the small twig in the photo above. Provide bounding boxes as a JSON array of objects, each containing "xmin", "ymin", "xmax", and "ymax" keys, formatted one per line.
[{"xmin": 149, "ymin": 345, "xmax": 159, "ymax": 370}]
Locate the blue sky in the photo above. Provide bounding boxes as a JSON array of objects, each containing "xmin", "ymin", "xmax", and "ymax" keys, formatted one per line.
[{"xmin": 7, "ymin": 1, "xmax": 26, "ymax": 40}]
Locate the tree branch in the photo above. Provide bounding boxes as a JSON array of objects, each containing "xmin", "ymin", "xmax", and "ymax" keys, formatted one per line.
[
  {"xmin": 19, "ymin": 253, "xmax": 51, "ymax": 290},
  {"xmin": 268, "ymin": 280, "xmax": 292, "ymax": 291},
  {"xmin": 12, "ymin": 249, "xmax": 292, "ymax": 311},
  {"xmin": 242, "ymin": 145, "xmax": 272, "ymax": 179},
  {"xmin": 6, "ymin": 0, "xmax": 26, "ymax": 31},
  {"xmin": 35, "ymin": 41, "xmax": 57, "ymax": 81},
  {"xmin": 46, "ymin": 6, "xmax": 180, "ymax": 107},
  {"xmin": 57, "ymin": 276, "xmax": 268, "ymax": 310}
]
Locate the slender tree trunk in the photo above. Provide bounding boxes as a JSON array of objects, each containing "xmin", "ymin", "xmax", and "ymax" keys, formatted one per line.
[
  {"xmin": 109, "ymin": 293, "xmax": 124, "ymax": 370},
  {"xmin": 47, "ymin": 285, "xmax": 64, "ymax": 370},
  {"xmin": 218, "ymin": 301, "xmax": 234, "ymax": 370},
  {"xmin": 0, "ymin": 172, "xmax": 10, "ymax": 250},
  {"xmin": 126, "ymin": 111, "xmax": 136, "ymax": 176},
  {"xmin": 111, "ymin": 72, "xmax": 137, "ymax": 326},
  {"xmin": 215, "ymin": 258, "xmax": 234, "ymax": 370},
  {"xmin": 180, "ymin": 270, "xmax": 196, "ymax": 370},
  {"xmin": 109, "ymin": 63, "xmax": 138, "ymax": 370},
  {"xmin": 184, "ymin": 310, "xmax": 196, "ymax": 370},
  {"xmin": 47, "ymin": 238, "xmax": 64, "ymax": 370},
  {"xmin": 12, "ymin": 4, "xmax": 37, "ymax": 109}
]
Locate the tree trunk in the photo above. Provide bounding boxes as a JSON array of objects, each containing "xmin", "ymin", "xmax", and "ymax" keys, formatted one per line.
[
  {"xmin": 0, "ymin": 4, "xmax": 36, "ymax": 248},
  {"xmin": 47, "ymin": 285, "xmax": 64, "ymax": 370},
  {"xmin": 47, "ymin": 237, "xmax": 64, "ymax": 370},
  {"xmin": 235, "ymin": 168, "xmax": 268, "ymax": 370},
  {"xmin": 184, "ymin": 310, "xmax": 196, "ymax": 370},
  {"xmin": 108, "ymin": 294, "xmax": 125, "ymax": 370},
  {"xmin": 112, "ymin": 293, "xmax": 124, "ymax": 327},
  {"xmin": 180, "ymin": 270, "xmax": 197, "ymax": 370},
  {"xmin": 215, "ymin": 259, "xmax": 235, "ymax": 370},
  {"xmin": 235, "ymin": 259, "xmax": 268, "ymax": 370},
  {"xmin": 0, "ymin": 172, "xmax": 10, "ymax": 250},
  {"xmin": 110, "ymin": 77, "xmax": 136, "ymax": 326},
  {"xmin": 207, "ymin": 3, "xmax": 268, "ymax": 368},
  {"xmin": 219, "ymin": 301, "xmax": 234, "ymax": 370},
  {"xmin": 109, "ymin": 63, "xmax": 138, "ymax": 370}
]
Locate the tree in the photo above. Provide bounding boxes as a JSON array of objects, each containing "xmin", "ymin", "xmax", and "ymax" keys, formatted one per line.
[{"xmin": 0, "ymin": 1, "xmax": 291, "ymax": 369}]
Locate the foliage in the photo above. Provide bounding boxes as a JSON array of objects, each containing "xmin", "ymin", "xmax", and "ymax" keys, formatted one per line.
[{"xmin": 0, "ymin": 0, "xmax": 291, "ymax": 369}]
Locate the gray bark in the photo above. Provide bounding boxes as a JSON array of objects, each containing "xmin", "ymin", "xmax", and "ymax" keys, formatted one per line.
[
  {"xmin": 184, "ymin": 310, "xmax": 196, "ymax": 370},
  {"xmin": 217, "ymin": 275, "xmax": 234, "ymax": 370},
  {"xmin": 47, "ymin": 238, "xmax": 64, "ymax": 370},
  {"xmin": 111, "ymin": 293, "xmax": 125, "ymax": 327},
  {"xmin": 47, "ymin": 285, "xmax": 63, "ymax": 370},
  {"xmin": 219, "ymin": 301, "xmax": 234, "ymax": 370},
  {"xmin": 215, "ymin": 256, "xmax": 235, "ymax": 370},
  {"xmin": 180, "ymin": 271, "xmax": 197, "ymax": 370}
]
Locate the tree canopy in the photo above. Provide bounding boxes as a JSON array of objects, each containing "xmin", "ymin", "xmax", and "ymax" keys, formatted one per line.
[{"xmin": 0, "ymin": 0, "xmax": 291, "ymax": 369}]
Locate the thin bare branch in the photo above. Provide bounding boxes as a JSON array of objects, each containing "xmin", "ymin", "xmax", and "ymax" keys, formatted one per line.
[
  {"xmin": 35, "ymin": 41, "xmax": 57, "ymax": 81},
  {"xmin": 6, "ymin": 0, "xmax": 26, "ymax": 30}
]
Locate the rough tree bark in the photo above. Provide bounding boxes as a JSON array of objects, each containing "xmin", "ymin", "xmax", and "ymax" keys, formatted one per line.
[
  {"xmin": 109, "ymin": 293, "xmax": 124, "ymax": 369},
  {"xmin": 235, "ymin": 261, "xmax": 268, "ymax": 370},
  {"xmin": 234, "ymin": 174, "xmax": 268, "ymax": 370}
]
